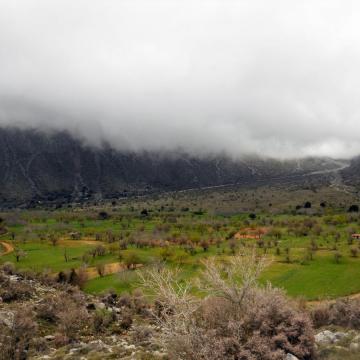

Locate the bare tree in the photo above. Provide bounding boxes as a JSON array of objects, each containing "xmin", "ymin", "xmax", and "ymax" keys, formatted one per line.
[
  {"xmin": 140, "ymin": 250, "xmax": 313, "ymax": 360},
  {"xmin": 49, "ymin": 234, "xmax": 59, "ymax": 247},
  {"xmin": 139, "ymin": 266, "xmax": 200, "ymax": 347},
  {"xmin": 96, "ymin": 263, "xmax": 105, "ymax": 277},
  {"xmin": 14, "ymin": 248, "xmax": 27, "ymax": 263},
  {"xmin": 64, "ymin": 248, "xmax": 69, "ymax": 262},
  {"xmin": 198, "ymin": 250, "xmax": 270, "ymax": 308}
]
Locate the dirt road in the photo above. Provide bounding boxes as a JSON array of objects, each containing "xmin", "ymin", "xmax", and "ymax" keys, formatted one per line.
[{"xmin": 0, "ymin": 241, "xmax": 14, "ymax": 256}]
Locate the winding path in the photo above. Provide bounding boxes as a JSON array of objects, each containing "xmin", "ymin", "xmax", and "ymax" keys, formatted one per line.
[{"xmin": 0, "ymin": 241, "xmax": 14, "ymax": 256}]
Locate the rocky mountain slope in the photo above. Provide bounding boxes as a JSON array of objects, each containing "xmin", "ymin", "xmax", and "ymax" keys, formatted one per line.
[
  {"xmin": 0, "ymin": 127, "xmax": 350, "ymax": 207},
  {"xmin": 341, "ymin": 156, "xmax": 360, "ymax": 187}
]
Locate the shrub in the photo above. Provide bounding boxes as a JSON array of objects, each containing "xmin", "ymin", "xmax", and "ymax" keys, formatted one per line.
[
  {"xmin": 141, "ymin": 252, "xmax": 314, "ymax": 360},
  {"xmin": 93, "ymin": 309, "xmax": 116, "ymax": 333},
  {"xmin": 132, "ymin": 288, "xmax": 148, "ymax": 315},
  {"xmin": 140, "ymin": 209, "xmax": 149, "ymax": 216},
  {"xmin": 310, "ymin": 304, "xmax": 332, "ymax": 328},
  {"xmin": 0, "ymin": 280, "xmax": 33, "ymax": 303},
  {"xmin": 66, "ymin": 267, "xmax": 88, "ymax": 289},
  {"xmin": 57, "ymin": 304, "xmax": 89, "ymax": 340},
  {"xmin": 102, "ymin": 290, "xmax": 118, "ymax": 307},
  {"xmin": 249, "ymin": 213, "xmax": 257, "ymax": 220},
  {"xmin": 13, "ymin": 248, "xmax": 27, "ymax": 263},
  {"xmin": 350, "ymin": 247, "xmax": 358, "ymax": 258},
  {"xmin": 35, "ymin": 289, "xmax": 89, "ymax": 341},
  {"xmin": 304, "ymin": 202, "xmax": 312, "ymax": 209},
  {"xmin": 96, "ymin": 263, "xmax": 105, "ymax": 277},
  {"xmin": 95, "ymin": 245, "xmax": 106, "ymax": 256},
  {"xmin": 118, "ymin": 293, "xmax": 132, "ymax": 308},
  {"xmin": 98, "ymin": 211, "xmax": 110, "ymax": 220},
  {"xmin": 334, "ymin": 251, "xmax": 342, "ymax": 264},
  {"xmin": 348, "ymin": 205, "xmax": 359, "ymax": 213},
  {"xmin": 132, "ymin": 325, "xmax": 153, "ymax": 345},
  {"xmin": 36, "ymin": 296, "xmax": 59, "ymax": 323},
  {"xmin": 120, "ymin": 311, "xmax": 133, "ymax": 330},
  {"xmin": 123, "ymin": 251, "xmax": 141, "ymax": 270},
  {"xmin": 312, "ymin": 298, "xmax": 360, "ymax": 330},
  {"xmin": 0, "ymin": 308, "xmax": 37, "ymax": 360},
  {"xmin": 1, "ymin": 262, "xmax": 15, "ymax": 274},
  {"xmin": 160, "ymin": 247, "xmax": 174, "ymax": 262}
]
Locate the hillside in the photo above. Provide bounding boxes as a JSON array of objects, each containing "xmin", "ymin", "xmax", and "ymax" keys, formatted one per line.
[{"xmin": 0, "ymin": 127, "xmax": 350, "ymax": 207}]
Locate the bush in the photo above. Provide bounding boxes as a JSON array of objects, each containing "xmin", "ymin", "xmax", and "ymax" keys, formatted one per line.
[
  {"xmin": 57, "ymin": 304, "xmax": 89, "ymax": 340},
  {"xmin": 0, "ymin": 308, "xmax": 37, "ymax": 360},
  {"xmin": 98, "ymin": 211, "xmax": 110, "ymax": 220},
  {"xmin": 141, "ymin": 252, "xmax": 314, "ymax": 360},
  {"xmin": 65, "ymin": 267, "xmax": 88, "ymax": 289},
  {"xmin": 0, "ymin": 280, "xmax": 33, "ymax": 303},
  {"xmin": 123, "ymin": 251, "xmax": 141, "ymax": 270},
  {"xmin": 131, "ymin": 325, "xmax": 153, "ymax": 345},
  {"xmin": 1, "ymin": 262, "xmax": 15, "ymax": 274},
  {"xmin": 36, "ymin": 295, "xmax": 59, "ymax": 323},
  {"xmin": 120, "ymin": 311, "xmax": 133, "ymax": 330},
  {"xmin": 96, "ymin": 263, "xmax": 105, "ymax": 277},
  {"xmin": 334, "ymin": 252, "xmax": 342, "ymax": 264},
  {"xmin": 132, "ymin": 288, "xmax": 148, "ymax": 315},
  {"xmin": 35, "ymin": 289, "xmax": 89, "ymax": 341},
  {"xmin": 118, "ymin": 293, "xmax": 132, "ymax": 308},
  {"xmin": 102, "ymin": 290, "xmax": 118, "ymax": 307},
  {"xmin": 310, "ymin": 304, "xmax": 332, "ymax": 328},
  {"xmin": 311, "ymin": 298, "xmax": 360, "ymax": 329},
  {"xmin": 350, "ymin": 247, "xmax": 358, "ymax": 258},
  {"xmin": 93, "ymin": 309, "xmax": 116, "ymax": 333},
  {"xmin": 348, "ymin": 205, "xmax": 359, "ymax": 213}
]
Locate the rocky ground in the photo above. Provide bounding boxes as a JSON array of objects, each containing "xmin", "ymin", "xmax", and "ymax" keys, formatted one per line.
[
  {"xmin": 1, "ymin": 269, "xmax": 360, "ymax": 359},
  {"xmin": 0, "ymin": 270, "xmax": 167, "ymax": 359},
  {"xmin": 315, "ymin": 329, "xmax": 360, "ymax": 359}
]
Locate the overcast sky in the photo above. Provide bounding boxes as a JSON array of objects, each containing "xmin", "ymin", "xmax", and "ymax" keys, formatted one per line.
[{"xmin": 1, "ymin": 0, "xmax": 360, "ymax": 158}]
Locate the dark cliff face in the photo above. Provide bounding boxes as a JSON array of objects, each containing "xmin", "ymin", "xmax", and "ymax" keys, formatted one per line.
[{"xmin": 0, "ymin": 127, "xmax": 346, "ymax": 206}]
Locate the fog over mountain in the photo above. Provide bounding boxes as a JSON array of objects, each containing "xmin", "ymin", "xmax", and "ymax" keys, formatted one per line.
[{"xmin": 1, "ymin": 1, "xmax": 360, "ymax": 158}]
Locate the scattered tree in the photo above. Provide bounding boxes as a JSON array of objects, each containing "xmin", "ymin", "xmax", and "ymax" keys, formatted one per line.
[
  {"xmin": 304, "ymin": 201, "xmax": 312, "ymax": 209},
  {"xmin": 334, "ymin": 251, "xmax": 342, "ymax": 264},
  {"xmin": 13, "ymin": 248, "xmax": 27, "ymax": 263},
  {"xmin": 348, "ymin": 204, "xmax": 359, "ymax": 213},
  {"xmin": 96, "ymin": 263, "xmax": 105, "ymax": 277}
]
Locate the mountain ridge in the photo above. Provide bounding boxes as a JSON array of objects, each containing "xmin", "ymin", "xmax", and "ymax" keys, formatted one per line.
[{"xmin": 0, "ymin": 126, "xmax": 353, "ymax": 207}]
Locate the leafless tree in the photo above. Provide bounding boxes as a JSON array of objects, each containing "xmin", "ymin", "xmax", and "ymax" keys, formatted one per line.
[{"xmin": 140, "ymin": 250, "xmax": 314, "ymax": 360}]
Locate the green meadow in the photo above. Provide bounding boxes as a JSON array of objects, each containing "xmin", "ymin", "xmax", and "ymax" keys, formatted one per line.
[{"xmin": 2, "ymin": 189, "xmax": 360, "ymax": 301}]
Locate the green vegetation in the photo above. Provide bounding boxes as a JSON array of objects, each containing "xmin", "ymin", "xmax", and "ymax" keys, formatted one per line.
[{"xmin": 2, "ymin": 184, "xmax": 360, "ymax": 300}]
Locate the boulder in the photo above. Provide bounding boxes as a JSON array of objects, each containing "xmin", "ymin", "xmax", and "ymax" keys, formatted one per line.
[
  {"xmin": 352, "ymin": 334, "xmax": 360, "ymax": 343},
  {"xmin": 0, "ymin": 310, "xmax": 14, "ymax": 327},
  {"xmin": 315, "ymin": 330, "xmax": 346, "ymax": 345},
  {"xmin": 286, "ymin": 354, "xmax": 299, "ymax": 360},
  {"xmin": 96, "ymin": 302, "xmax": 106, "ymax": 310},
  {"xmin": 44, "ymin": 335, "xmax": 55, "ymax": 341},
  {"xmin": 350, "ymin": 342, "xmax": 360, "ymax": 352}
]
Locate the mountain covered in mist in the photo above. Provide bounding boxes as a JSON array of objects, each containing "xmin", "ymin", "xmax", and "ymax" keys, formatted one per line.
[{"xmin": 0, "ymin": 127, "xmax": 352, "ymax": 207}]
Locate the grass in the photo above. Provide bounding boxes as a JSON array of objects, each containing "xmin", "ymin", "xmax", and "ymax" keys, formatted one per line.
[
  {"xmin": 2, "ymin": 200, "xmax": 360, "ymax": 301},
  {"xmin": 3, "ymin": 235, "xmax": 360, "ymax": 300},
  {"xmin": 262, "ymin": 252, "xmax": 360, "ymax": 299},
  {"xmin": 0, "ymin": 241, "xmax": 98, "ymax": 272},
  {"xmin": 84, "ymin": 272, "xmax": 137, "ymax": 294}
]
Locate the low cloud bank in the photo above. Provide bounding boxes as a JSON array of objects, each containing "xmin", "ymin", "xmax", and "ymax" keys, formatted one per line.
[{"xmin": 1, "ymin": 1, "xmax": 360, "ymax": 159}]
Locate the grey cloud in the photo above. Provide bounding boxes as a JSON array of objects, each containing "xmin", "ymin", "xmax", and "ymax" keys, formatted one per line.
[{"xmin": 0, "ymin": 0, "xmax": 360, "ymax": 158}]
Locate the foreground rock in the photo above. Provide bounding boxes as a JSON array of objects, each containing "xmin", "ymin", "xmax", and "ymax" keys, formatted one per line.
[{"xmin": 315, "ymin": 329, "xmax": 360, "ymax": 359}]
